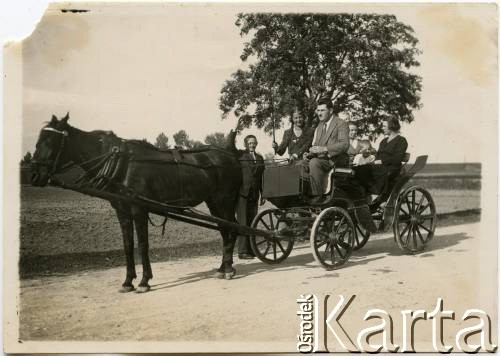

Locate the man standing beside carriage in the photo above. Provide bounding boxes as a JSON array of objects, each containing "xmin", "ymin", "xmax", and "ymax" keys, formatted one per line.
[{"xmin": 236, "ymin": 135, "xmax": 266, "ymax": 259}]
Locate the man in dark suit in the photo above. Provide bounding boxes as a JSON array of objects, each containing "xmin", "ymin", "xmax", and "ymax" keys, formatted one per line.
[
  {"xmin": 304, "ymin": 98, "xmax": 349, "ymax": 203},
  {"xmin": 236, "ymin": 135, "xmax": 265, "ymax": 259}
]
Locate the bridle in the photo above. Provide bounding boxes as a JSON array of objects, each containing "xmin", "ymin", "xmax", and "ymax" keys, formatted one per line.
[{"xmin": 32, "ymin": 127, "xmax": 69, "ymax": 177}]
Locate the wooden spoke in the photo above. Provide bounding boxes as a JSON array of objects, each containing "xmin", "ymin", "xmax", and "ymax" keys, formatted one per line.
[
  {"xmin": 272, "ymin": 243, "xmax": 277, "ymax": 260},
  {"xmin": 256, "ymin": 238, "xmax": 267, "ymax": 246},
  {"xmin": 276, "ymin": 240, "xmax": 286, "ymax": 254},
  {"xmin": 263, "ymin": 243, "xmax": 271, "ymax": 256},
  {"xmin": 402, "ymin": 225, "xmax": 412, "ymax": 247},
  {"xmin": 260, "ymin": 219, "xmax": 271, "ymax": 231},
  {"xmin": 417, "ymin": 203, "xmax": 429, "ymax": 214},
  {"xmin": 335, "ymin": 216, "xmax": 346, "ymax": 233},
  {"xmin": 416, "ymin": 193, "xmax": 425, "ymax": 213},
  {"xmin": 416, "ymin": 226, "xmax": 426, "ymax": 244},
  {"xmin": 405, "ymin": 195, "xmax": 412, "ymax": 214},
  {"xmin": 412, "ymin": 227, "xmax": 418, "ymax": 249},
  {"xmin": 418, "ymin": 223, "xmax": 431, "ymax": 233},
  {"xmin": 420, "ymin": 215, "xmax": 434, "ymax": 221},
  {"xmin": 322, "ymin": 241, "xmax": 332, "ymax": 260},
  {"xmin": 399, "ymin": 206, "xmax": 410, "ymax": 217},
  {"xmin": 334, "ymin": 243, "xmax": 345, "ymax": 259},
  {"xmin": 411, "ymin": 190, "xmax": 416, "ymax": 213},
  {"xmin": 399, "ymin": 222, "xmax": 411, "ymax": 238},
  {"xmin": 354, "ymin": 232, "xmax": 360, "ymax": 245},
  {"xmin": 268, "ymin": 213, "xmax": 275, "ymax": 230},
  {"xmin": 315, "ymin": 239, "xmax": 328, "ymax": 249}
]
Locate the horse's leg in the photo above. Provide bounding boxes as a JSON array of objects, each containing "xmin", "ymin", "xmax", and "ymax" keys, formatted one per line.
[
  {"xmin": 131, "ymin": 205, "xmax": 153, "ymax": 293},
  {"xmin": 112, "ymin": 202, "xmax": 137, "ymax": 293},
  {"xmin": 207, "ymin": 199, "xmax": 238, "ymax": 280}
]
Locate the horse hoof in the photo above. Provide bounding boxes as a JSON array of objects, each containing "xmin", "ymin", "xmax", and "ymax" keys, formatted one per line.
[
  {"xmin": 214, "ymin": 271, "xmax": 225, "ymax": 279},
  {"xmin": 119, "ymin": 285, "xmax": 135, "ymax": 293},
  {"xmin": 136, "ymin": 285, "xmax": 151, "ymax": 293},
  {"xmin": 224, "ymin": 270, "xmax": 236, "ymax": 280}
]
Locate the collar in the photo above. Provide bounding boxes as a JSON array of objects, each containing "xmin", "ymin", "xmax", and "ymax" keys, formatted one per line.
[{"xmin": 320, "ymin": 117, "xmax": 332, "ymax": 129}]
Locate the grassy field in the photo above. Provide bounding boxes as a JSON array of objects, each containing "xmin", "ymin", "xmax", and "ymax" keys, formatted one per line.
[{"xmin": 18, "ymin": 185, "xmax": 480, "ymax": 278}]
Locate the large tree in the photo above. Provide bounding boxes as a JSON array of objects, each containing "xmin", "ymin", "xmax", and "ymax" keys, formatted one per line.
[{"xmin": 220, "ymin": 13, "xmax": 422, "ymax": 134}]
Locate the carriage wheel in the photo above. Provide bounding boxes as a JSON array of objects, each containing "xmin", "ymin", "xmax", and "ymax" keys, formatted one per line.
[
  {"xmin": 353, "ymin": 223, "xmax": 370, "ymax": 251},
  {"xmin": 310, "ymin": 207, "xmax": 355, "ymax": 269},
  {"xmin": 394, "ymin": 186, "xmax": 437, "ymax": 253},
  {"xmin": 249, "ymin": 209, "xmax": 295, "ymax": 264}
]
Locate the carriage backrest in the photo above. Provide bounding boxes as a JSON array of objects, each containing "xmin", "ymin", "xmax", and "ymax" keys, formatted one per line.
[{"xmin": 404, "ymin": 155, "xmax": 427, "ymax": 176}]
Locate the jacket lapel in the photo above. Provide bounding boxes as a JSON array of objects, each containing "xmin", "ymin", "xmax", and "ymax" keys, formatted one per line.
[{"xmin": 324, "ymin": 115, "xmax": 338, "ymax": 144}]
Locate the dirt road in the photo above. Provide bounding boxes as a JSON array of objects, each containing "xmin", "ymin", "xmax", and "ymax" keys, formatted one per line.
[{"xmin": 18, "ymin": 221, "xmax": 497, "ymax": 352}]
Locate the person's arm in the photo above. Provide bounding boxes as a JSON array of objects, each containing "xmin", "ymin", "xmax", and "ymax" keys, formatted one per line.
[
  {"xmin": 295, "ymin": 129, "xmax": 314, "ymax": 158},
  {"xmin": 275, "ymin": 130, "xmax": 290, "ymax": 156},
  {"xmin": 380, "ymin": 137, "xmax": 408, "ymax": 165},
  {"xmin": 326, "ymin": 120, "xmax": 349, "ymax": 157}
]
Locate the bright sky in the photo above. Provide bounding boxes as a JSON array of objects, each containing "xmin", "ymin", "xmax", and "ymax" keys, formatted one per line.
[{"xmin": 19, "ymin": 3, "xmax": 497, "ymax": 162}]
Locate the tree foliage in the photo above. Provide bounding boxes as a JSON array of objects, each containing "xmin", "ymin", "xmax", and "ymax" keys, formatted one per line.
[
  {"xmin": 204, "ymin": 132, "xmax": 227, "ymax": 147},
  {"xmin": 220, "ymin": 13, "xmax": 422, "ymax": 134},
  {"xmin": 173, "ymin": 130, "xmax": 203, "ymax": 149},
  {"xmin": 154, "ymin": 132, "xmax": 170, "ymax": 150}
]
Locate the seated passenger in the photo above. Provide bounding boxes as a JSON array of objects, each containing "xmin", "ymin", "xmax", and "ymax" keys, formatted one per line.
[
  {"xmin": 272, "ymin": 107, "xmax": 313, "ymax": 162},
  {"xmin": 355, "ymin": 117, "xmax": 408, "ymax": 194},
  {"xmin": 347, "ymin": 122, "xmax": 375, "ymax": 166},
  {"xmin": 303, "ymin": 98, "xmax": 349, "ymax": 203}
]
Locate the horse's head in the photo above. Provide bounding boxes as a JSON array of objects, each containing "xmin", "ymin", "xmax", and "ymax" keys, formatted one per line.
[{"xmin": 31, "ymin": 113, "xmax": 72, "ymax": 187}]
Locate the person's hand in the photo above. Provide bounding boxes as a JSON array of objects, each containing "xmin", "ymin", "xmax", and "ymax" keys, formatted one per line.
[
  {"xmin": 374, "ymin": 160, "xmax": 382, "ymax": 165},
  {"xmin": 289, "ymin": 153, "xmax": 298, "ymax": 162},
  {"xmin": 260, "ymin": 197, "xmax": 267, "ymax": 206},
  {"xmin": 303, "ymin": 152, "xmax": 310, "ymax": 160},
  {"xmin": 310, "ymin": 146, "xmax": 327, "ymax": 155},
  {"xmin": 272, "ymin": 141, "xmax": 278, "ymax": 151},
  {"xmin": 362, "ymin": 150, "xmax": 371, "ymax": 158}
]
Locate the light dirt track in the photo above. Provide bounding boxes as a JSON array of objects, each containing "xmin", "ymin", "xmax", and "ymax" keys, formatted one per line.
[{"xmin": 19, "ymin": 222, "xmax": 497, "ymax": 352}]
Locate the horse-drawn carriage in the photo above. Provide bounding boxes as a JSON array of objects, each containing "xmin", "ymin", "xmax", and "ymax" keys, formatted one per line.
[
  {"xmin": 249, "ymin": 154, "xmax": 437, "ymax": 269},
  {"xmin": 31, "ymin": 116, "xmax": 437, "ymax": 291}
]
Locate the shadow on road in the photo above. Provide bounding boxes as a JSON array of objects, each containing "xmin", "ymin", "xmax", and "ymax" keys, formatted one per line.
[
  {"xmin": 20, "ymin": 213, "xmax": 477, "ymax": 280},
  {"xmin": 148, "ymin": 230, "xmax": 472, "ymax": 292}
]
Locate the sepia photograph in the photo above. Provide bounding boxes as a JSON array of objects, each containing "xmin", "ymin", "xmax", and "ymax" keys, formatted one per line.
[{"xmin": 3, "ymin": 2, "xmax": 498, "ymax": 353}]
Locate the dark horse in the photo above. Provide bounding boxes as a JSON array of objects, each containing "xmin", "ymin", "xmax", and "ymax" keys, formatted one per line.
[{"xmin": 31, "ymin": 113, "xmax": 242, "ymax": 292}]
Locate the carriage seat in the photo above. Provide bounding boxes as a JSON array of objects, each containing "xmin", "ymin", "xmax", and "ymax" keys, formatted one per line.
[
  {"xmin": 324, "ymin": 167, "xmax": 355, "ymax": 194},
  {"xmin": 324, "ymin": 153, "xmax": 411, "ymax": 194}
]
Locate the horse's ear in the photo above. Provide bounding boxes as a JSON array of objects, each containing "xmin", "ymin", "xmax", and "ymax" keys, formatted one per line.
[
  {"xmin": 61, "ymin": 112, "xmax": 70, "ymax": 124},
  {"xmin": 50, "ymin": 115, "xmax": 58, "ymax": 124}
]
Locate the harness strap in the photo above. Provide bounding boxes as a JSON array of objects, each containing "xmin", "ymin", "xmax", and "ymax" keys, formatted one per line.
[{"xmin": 147, "ymin": 214, "xmax": 169, "ymax": 237}]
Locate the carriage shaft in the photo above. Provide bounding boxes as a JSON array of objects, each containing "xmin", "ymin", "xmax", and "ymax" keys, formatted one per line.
[{"xmin": 50, "ymin": 180, "xmax": 276, "ymax": 238}]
